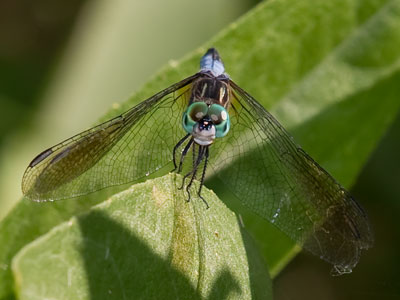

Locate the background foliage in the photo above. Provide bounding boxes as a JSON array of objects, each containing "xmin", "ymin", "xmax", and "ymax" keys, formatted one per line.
[{"xmin": 0, "ymin": 0, "xmax": 399, "ymax": 299}]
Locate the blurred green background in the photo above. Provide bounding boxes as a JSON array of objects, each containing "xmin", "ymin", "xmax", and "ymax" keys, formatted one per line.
[{"xmin": 0, "ymin": 0, "xmax": 399, "ymax": 299}]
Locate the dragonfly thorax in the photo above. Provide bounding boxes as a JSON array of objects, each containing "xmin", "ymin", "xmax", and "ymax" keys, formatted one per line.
[{"xmin": 191, "ymin": 75, "xmax": 230, "ymax": 108}]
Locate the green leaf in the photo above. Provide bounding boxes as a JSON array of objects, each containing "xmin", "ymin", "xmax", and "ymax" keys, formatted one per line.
[
  {"xmin": 1, "ymin": 0, "xmax": 400, "ymax": 297},
  {"xmin": 12, "ymin": 174, "xmax": 271, "ymax": 300}
]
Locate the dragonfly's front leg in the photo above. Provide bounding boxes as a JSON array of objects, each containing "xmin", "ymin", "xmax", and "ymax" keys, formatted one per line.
[
  {"xmin": 171, "ymin": 133, "xmax": 190, "ymax": 171},
  {"xmin": 177, "ymin": 138, "xmax": 194, "ymax": 174},
  {"xmin": 197, "ymin": 147, "xmax": 210, "ymax": 209},
  {"xmin": 179, "ymin": 145, "xmax": 205, "ymax": 199}
]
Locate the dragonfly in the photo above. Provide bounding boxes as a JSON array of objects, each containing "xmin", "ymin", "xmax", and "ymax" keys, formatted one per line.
[{"xmin": 22, "ymin": 48, "xmax": 373, "ymax": 275}]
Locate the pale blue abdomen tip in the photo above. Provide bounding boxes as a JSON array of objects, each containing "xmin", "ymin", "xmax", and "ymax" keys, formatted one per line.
[{"xmin": 200, "ymin": 48, "xmax": 225, "ymax": 77}]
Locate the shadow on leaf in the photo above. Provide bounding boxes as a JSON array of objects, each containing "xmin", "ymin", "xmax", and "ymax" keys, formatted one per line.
[{"xmin": 78, "ymin": 210, "xmax": 243, "ymax": 299}]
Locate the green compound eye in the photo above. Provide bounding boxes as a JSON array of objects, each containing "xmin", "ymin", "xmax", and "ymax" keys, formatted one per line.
[
  {"xmin": 208, "ymin": 104, "xmax": 230, "ymax": 137},
  {"xmin": 182, "ymin": 102, "xmax": 208, "ymax": 134}
]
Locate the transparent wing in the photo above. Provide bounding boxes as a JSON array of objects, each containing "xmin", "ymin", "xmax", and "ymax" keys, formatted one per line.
[
  {"xmin": 22, "ymin": 75, "xmax": 197, "ymax": 201},
  {"xmin": 209, "ymin": 80, "xmax": 373, "ymax": 274}
]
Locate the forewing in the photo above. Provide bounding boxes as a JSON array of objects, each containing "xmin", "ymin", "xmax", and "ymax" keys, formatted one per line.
[
  {"xmin": 22, "ymin": 75, "xmax": 197, "ymax": 201},
  {"xmin": 209, "ymin": 80, "xmax": 373, "ymax": 273}
]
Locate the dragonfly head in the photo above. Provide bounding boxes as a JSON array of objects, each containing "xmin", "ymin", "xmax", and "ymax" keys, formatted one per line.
[{"xmin": 183, "ymin": 102, "xmax": 230, "ymax": 146}]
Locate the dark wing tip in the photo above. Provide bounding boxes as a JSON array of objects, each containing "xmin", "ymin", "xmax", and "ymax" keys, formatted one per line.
[{"xmin": 29, "ymin": 148, "xmax": 54, "ymax": 167}]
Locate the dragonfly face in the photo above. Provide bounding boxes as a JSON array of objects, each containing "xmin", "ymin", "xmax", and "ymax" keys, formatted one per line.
[{"xmin": 22, "ymin": 47, "xmax": 373, "ymax": 275}]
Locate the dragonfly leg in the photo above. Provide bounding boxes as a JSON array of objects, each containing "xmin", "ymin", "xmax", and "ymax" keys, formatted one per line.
[
  {"xmin": 179, "ymin": 146, "xmax": 203, "ymax": 190},
  {"xmin": 197, "ymin": 147, "xmax": 209, "ymax": 209},
  {"xmin": 179, "ymin": 146, "xmax": 202, "ymax": 190},
  {"xmin": 184, "ymin": 146, "xmax": 205, "ymax": 202},
  {"xmin": 171, "ymin": 133, "xmax": 190, "ymax": 172},
  {"xmin": 192, "ymin": 142, "xmax": 197, "ymax": 170},
  {"xmin": 177, "ymin": 138, "xmax": 194, "ymax": 173}
]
